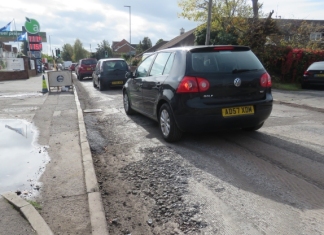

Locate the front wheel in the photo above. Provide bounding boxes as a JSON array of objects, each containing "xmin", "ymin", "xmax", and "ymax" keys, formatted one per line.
[
  {"xmin": 123, "ymin": 91, "xmax": 135, "ymax": 115},
  {"xmin": 159, "ymin": 104, "xmax": 182, "ymax": 142},
  {"xmin": 98, "ymin": 79, "xmax": 104, "ymax": 91}
]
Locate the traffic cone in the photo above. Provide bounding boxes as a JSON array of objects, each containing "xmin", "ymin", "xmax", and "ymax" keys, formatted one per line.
[{"xmin": 42, "ymin": 75, "xmax": 48, "ymax": 93}]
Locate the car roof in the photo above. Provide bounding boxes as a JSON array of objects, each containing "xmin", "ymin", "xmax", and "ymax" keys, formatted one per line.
[
  {"xmin": 98, "ymin": 58, "xmax": 126, "ymax": 62},
  {"xmin": 157, "ymin": 45, "xmax": 251, "ymax": 53}
]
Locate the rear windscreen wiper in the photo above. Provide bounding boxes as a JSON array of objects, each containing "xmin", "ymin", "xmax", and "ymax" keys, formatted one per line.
[{"xmin": 232, "ymin": 69, "xmax": 258, "ymax": 74}]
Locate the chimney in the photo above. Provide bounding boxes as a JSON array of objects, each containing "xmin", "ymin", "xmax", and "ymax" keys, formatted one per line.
[{"xmin": 180, "ymin": 28, "xmax": 185, "ymax": 35}]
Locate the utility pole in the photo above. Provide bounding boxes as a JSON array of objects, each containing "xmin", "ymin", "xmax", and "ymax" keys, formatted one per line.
[
  {"xmin": 124, "ymin": 5, "xmax": 131, "ymax": 58},
  {"xmin": 205, "ymin": 0, "xmax": 212, "ymax": 45}
]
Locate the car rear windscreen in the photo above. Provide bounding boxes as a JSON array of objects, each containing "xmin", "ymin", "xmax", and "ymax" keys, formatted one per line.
[
  {"xmin": 308, "ymin": 62, "xmax": 324, "ymax": 70},
  {"xmin": 82, "ymin": 59, "xmax": 97, "ymax": 65},
  {"xmin": 191, "ymin": 51, "xmax": 264, "ymax": 73},
  {"xmin": 102, "ymin": 61, "xmax": 128, "ymax": 71}
]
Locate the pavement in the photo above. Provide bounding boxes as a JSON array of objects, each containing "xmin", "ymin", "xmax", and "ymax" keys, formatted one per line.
[
  {"xmin": 0, "ymin": 73, "xmax": 323, "ymax": 235},
  {"xmin": 0, "ymin": 72, "xmax": 108, "ymax": 235}
]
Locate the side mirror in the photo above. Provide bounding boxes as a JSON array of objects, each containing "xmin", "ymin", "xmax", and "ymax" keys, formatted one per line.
[{"xmin": 125, "ymin": 71, "xmax": 134, "ymax": 79}]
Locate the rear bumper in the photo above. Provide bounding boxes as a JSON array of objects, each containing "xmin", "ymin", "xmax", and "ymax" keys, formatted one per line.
[
  {"xmin": 79, "ymin": 70, "xmax": 94, "ymax": 77},
  {"xmin": 102, "ymin": 78, "xmax": 128, "ymax": 87},
  {"xmin": 172, "ymin": 96, "xmax": 273, "ymax": 133},
  {"xmin": 302, "ymin": 76, "xmax": 324, "ymax": 85}
]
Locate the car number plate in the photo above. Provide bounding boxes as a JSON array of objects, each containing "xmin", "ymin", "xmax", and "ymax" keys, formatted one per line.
[
  {"xmin": 112, "ymin": 81, "xmax": 123, "ymax": 85},
  {"xmin": 87, "ymin": 68, "xmax": 91, "ymax": 70},
  {"xmin": 222, "ymin": 106, "xmax": 254, "ymax": 117},
  {"xmin": 315, "ymin": 74, "xmax": 324, "ymax": 77}
]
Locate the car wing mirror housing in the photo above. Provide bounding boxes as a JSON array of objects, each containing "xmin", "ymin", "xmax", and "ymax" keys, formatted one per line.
[{"xmin": 126, "ymin": 71, "xmax": 135, "ymax": 79}]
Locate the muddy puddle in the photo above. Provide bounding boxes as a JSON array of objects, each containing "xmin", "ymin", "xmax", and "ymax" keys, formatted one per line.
[{"xmin": 0, "ymin": 119, "xmax": 50, "ymax": 197}]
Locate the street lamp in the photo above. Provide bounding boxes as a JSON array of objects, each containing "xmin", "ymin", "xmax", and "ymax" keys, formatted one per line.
[
  {"xmin": 124, "ymin": 5, "xmax": 131, "ymax": 57},
  {"xmin": 48, "ymin": 35, "xmax": 51, "ymax": 56}
]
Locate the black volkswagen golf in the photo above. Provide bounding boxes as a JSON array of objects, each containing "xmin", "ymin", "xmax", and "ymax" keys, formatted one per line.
[{"xmin": 123, "ymin": 45, "xmax": 273, "ymax": 142}]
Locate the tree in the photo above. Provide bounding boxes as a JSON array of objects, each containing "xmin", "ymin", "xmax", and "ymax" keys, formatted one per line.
[
  {"xmin": 155, "ymin": 39, "xmax": 164, "ymax": 45},
  {"xmin": 73, "ymin": 39, "xmax": 89, "ymax": 62},
  {"xmin": 178, "ymin": 0, "xmax": 255, "ymax": 46},
  {"xmin": 61, "ymin": 43, "xmax": 73, "ymax": 61},
  {"xmin": 41, "ymin": 53, "xmax": 54, "ymax": 63},
  {"xmin": 136, "ymin": 37, "xmax": 152, "ymax": 54},
  {"xmin": 94, "ymin": 40, "xmax": 112, "ymax": 60}
]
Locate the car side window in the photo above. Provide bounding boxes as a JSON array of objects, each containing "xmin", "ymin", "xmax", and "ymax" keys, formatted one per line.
[
  {"xmin": 136, "ymin": 54, "xmax": 155, "ymax": 77},
  {"xmin": 162, "ymin": 53, "xmax": 175, "ymax": 75},
  {"xmin": 150, "ymin": 53, "xmax": 171, "ymax": 76}
]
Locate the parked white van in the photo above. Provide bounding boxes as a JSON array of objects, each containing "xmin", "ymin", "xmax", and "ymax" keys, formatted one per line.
[{"xmin": 62, "ymin": 61, "xmax": 72, "ymax": 70}]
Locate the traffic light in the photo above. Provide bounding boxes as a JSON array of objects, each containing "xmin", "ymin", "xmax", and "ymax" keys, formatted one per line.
[
  {"xmin": 105, "ymin": 50, "xmax": 108, "ymax": 58},
  {"xmin": 55, "ymin": 49, "xmax": 61, "ymax": 58}
]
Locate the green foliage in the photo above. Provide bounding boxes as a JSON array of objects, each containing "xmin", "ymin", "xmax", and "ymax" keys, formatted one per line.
[
  {"xmin": 27, "ymin": 200, "xmax": 42, "ymax": 210},
  {"xmin": 73, "ymin": 39, "xmax": 89, "ymax": 62},
  {"xmin": 41, "ymin": 53, "xmax": 54, "ymax": 63},
  {"xmin": 94, "ymin": 40, "xmax": 113, "ymax": 60},
  {"xmin": 239, "ymin": 13, "xmax": 280, "ymax": 59},
  {"xmin": 262, "ymin": 45, "xmax": 324, "ymax": 84},
  {"xmin": 136, "ymin": 37, "xmax": 152, "ymax": 54},
  {"xmin": 61, "ymin": 44, "xmax": 73, "ymax": 61},
  {"xmin": 131, "ymin": 57, "xmax": 141, "ymax": 66},
  {"xmin": 121, "ymin": 54, "xmax": 131, "ymax": 62},
  {"xmin": 195, "ymin": 25, "xmax": 239, "ymax": 45},
  {"xmin": 272, "ymin": 21, "xmax": 324, "ymax": 50},
  {"xmin": 155, "ymin": 39, "xmax": 164, "ymax": 45}
]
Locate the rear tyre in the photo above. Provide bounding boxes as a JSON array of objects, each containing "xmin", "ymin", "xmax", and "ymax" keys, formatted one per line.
[
  {"xmin": 123, "ymin": 91, "xmax": 135, "ymax": 115},
  {"xmin": 242, "ymin": 122, "xmax": 264, "ymax": 131},
  {"xmin": 159, "ymin": 103, "xmax": 183, "ymax": 142},
  {"xmin": 98, "ymin": 79, "xmax": 104, "ymax": 91}
]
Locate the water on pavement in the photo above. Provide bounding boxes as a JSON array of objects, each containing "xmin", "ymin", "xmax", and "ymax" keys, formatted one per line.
[{"xmin": 0, "ymin": 119, "xmax": 50, "ymax": 196}]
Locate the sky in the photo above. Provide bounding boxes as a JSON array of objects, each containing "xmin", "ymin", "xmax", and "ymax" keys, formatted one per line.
[{"xmin": 1, "ymin": 0, "xmax": 324, "ymax": 57}]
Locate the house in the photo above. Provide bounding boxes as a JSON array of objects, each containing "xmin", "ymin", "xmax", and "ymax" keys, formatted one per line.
[
  {"xmin": 138, "ymin": 28, "xmax": 196, "ymax": 57},
  {"xmin": 111, "ymin": 39, "xmax": 137, "ymax": 57},
  {"xmin": 0, "ymin": 42, "xmax": 18, "ymax": 58},
  {"xmin": 272, "ymin": 19, "xmax": 324, "ymax": 42}
]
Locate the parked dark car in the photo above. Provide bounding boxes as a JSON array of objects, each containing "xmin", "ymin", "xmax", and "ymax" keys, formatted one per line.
[
  {"xmin": 69, "ymin": 63, "xmax": 77, "ymax": 72},
  {"xmin": 92, "ymin": 58, "xmax": 129, "ymax": 91},
  {"xmin": 76, "ymin": 58, "xmax": 97, "ymax": 80},
  {"xmin": 302, "ymin": 61, "xmax": 324, "ymax": 88},
  {"xmin": 123, "ymin": 45, "xmax": 273, "ymax": 142}
]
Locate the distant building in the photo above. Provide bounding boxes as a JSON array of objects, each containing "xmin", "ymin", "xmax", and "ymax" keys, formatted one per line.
[
  {"xmin": 111, "ymin": 39, "xmax": 137, "ymax": 57},
  {"xmin": 0, "ymin": 41, "xmax": 18, "ymax": 58}
]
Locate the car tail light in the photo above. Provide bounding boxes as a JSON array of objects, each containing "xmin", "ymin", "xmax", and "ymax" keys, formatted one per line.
[
  {"xmin": 177, "ymin": 76, "xmax": 210, "ymax": 93},
  {"xmin": 304, "ymin": 71, "xmax": 312, "ymax": 76},
  {"xmin": 260, "ymin": 73, "xmax": 272, "ymax": 88},
  {"xmin": 214, "ymin": 46, "xmax": 234, "ymax": 51}
]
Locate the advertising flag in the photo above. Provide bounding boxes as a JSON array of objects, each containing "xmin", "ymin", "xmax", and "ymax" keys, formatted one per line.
[
  {"xmin": 0, "ymin": 22, "xmax": 11, "ymax": 32},
  {"xmin": 17, "ymin": 32, "xmax": 27, "ymax": 41}
]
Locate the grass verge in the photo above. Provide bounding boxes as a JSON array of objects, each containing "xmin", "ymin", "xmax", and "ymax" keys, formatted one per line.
[
  {"xmin": 27, "ymin": 200, "xmax": 42, "ymax": 210},
  {"xmin": 272, "ymin": 82, "xmax": 301, "ymax": 91}
]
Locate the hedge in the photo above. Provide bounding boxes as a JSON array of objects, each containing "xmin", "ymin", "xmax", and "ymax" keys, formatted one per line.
[{"xmin": 259, "ymin": 45, "xmax": 324, "ymax": 83}]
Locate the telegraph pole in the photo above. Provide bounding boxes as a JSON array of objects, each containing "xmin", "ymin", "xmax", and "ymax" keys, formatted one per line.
[{"xmin": 205, "ymin": 0, "xmax": 212, "ymax": 45}]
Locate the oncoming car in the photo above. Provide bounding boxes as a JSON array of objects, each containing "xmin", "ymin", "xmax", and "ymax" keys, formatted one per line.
[
  {"xmin": 92, "ymin": 58, "xmax": 129, "ymax": 91},
  {"xmin": 122, "ymin": 45, "xmax": 273, "ymax": 142}
]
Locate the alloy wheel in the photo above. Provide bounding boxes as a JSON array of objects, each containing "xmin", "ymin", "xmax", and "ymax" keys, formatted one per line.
[{"xmin": 160, "ymin": 109, "xmax": 170, "ymax": 137}]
